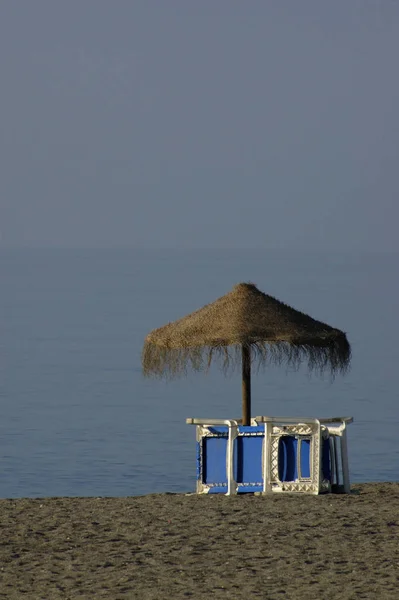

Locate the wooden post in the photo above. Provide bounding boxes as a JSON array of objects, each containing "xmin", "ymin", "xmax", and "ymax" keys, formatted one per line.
[{"xmin": 242, "ymin": 344, "xmax": 251, "ymax": 426}]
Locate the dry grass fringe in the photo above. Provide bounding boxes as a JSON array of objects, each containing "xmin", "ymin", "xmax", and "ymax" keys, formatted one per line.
[{"xmin": 142, "ymin": 338, "xmax": 351, "ymax": 380}]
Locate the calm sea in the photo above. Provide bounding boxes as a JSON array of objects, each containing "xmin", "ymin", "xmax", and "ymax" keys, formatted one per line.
[{"xmin": 1, "ymin": 248, "xmax": 398, "ymax": 498}]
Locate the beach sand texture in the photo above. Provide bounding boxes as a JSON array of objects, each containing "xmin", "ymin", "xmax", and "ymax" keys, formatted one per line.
[{"xmin": 0, "ymin": 483, "xmax": 398, "ymax": 599}]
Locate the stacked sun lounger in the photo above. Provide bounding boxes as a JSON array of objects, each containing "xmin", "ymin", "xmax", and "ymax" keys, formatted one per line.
[{"xmin": 186, "ymin": 416, "xmax": 353, "ymax": 495}]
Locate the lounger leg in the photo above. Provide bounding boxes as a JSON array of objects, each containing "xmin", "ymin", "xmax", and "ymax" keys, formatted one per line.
[
  {"xmin": 334, "ymin": 437, "xmax": 340, "ymax": 486},
  {"xmin": 263, "ymin": 423, "xmax": 272, "ymax": 494},
  {"xmin": 226, "ymin": 424, "xmax": 237, "ymax": 495},
  {"xmin": 329, "ymin": 437, "xmax": 336, "ymax": 486},
  {"xmin": 340, "ymin": 428, "xmax": 351, "ymax": 493}
]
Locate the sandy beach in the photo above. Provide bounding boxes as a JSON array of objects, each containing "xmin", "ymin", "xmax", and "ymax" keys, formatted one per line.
[{"xmin": 0, "ymin": 483, "xmax": 398, "ymax": 599}]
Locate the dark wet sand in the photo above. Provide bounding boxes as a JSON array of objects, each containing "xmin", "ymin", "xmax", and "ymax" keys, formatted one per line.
[{"xmin": 0, "ymin": 483, "xmax": 398, "ymax": 599}]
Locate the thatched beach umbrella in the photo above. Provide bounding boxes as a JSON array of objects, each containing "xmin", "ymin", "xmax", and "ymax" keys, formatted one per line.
[{"xmin": 142, "ymin": 283, "xmax": 351, "ymax": 425}]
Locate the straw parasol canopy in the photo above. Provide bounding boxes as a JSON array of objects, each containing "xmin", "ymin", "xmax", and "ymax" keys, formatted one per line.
[{"xmin": 142, "ymin": 282, "xmax": 351, "ymax": 425}]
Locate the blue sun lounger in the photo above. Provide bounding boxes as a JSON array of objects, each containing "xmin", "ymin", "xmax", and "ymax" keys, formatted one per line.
[{"xmin": 186, "ymin": 416, "xmax": 353, "ymax": 495}]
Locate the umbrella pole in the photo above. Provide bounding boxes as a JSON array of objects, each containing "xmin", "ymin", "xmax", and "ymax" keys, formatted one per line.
[{"xmin": 242, "ymin": 344, "xmax": 251, "ymax": 426}]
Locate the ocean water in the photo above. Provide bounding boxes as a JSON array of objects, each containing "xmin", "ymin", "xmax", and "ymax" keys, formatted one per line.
[{"xmin": 1, "ymin": 248, "xmax": 398, "ymax": 498}]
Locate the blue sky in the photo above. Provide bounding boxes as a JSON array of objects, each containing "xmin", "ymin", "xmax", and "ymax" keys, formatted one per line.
[{"xmin": 1, "ymin": 0, "xmax": 398, "ymax": 250}]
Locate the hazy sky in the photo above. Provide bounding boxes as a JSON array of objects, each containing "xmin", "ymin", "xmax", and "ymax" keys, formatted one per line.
[{"xmin": 1, "ymin": 1, "xmax": 398, "ymax": 250}]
